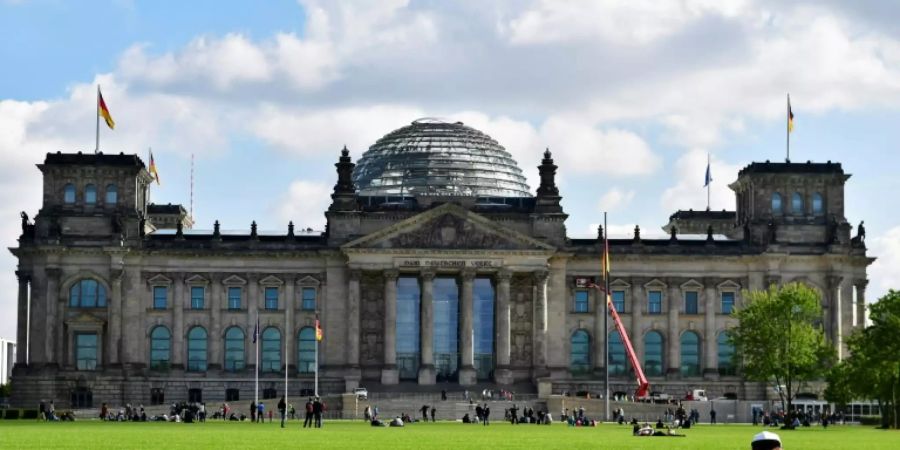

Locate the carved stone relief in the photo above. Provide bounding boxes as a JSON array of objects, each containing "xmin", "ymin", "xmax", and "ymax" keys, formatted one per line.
[
  {"xmin": 384, "ymin": 213, "xmax": 531, "ymax": 250},
  {"xmin": 509, "ymin": 273, "xmax": 534, "ymax": 367},
  {"xmin": 359, "ymin": 272, "xmax": 385, "ymax": 366}
]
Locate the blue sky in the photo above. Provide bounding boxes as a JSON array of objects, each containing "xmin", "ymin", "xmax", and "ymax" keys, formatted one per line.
[{"xmin": 1, "ymin": 0, "xmax": 899, "ymax": 340}]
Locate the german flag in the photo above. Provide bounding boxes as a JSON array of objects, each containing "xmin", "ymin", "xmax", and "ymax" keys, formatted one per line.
[
  {"xmin": 315, "ymin": 315, "xmax": 323, "ymax": 342},
  {"xmin": 98, "ymin": 88, "xmax": 115, "ymax": 129},
  {"xmin": 788, "ymin": 94, "xmax": 795, "ymax": 133},
  {"xmin": 148, "ymin": 150, "xmax": 161, "ymax": 185}
]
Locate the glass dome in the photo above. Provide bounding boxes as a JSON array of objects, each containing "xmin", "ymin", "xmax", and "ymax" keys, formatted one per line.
[{"xmin": 352, "ymin": 119, "xmax": 532, "ymax": 198}]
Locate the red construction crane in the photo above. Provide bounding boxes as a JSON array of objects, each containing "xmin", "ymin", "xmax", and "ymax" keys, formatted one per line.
[{"xmin": 592, "ymin": 285, "xmax": 650, "ymax": 398}]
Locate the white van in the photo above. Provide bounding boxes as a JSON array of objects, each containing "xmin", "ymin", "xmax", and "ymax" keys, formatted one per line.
[{"xmin": 685, "ymin": 389, "xmax": 708, "ymax": 401}]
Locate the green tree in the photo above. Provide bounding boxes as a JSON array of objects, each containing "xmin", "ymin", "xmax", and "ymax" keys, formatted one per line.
[
  {"xmin": 826, "ymin": 290, "xmax": 900, "ymax": 428},
  {"xmin": 730, "ymin": 283, "xmax": 835, "ymax": 424}
]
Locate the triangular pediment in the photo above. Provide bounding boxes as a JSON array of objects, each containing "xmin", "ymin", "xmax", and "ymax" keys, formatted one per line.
[
  {"xmin": 222, "ymin": 275, "xmax": 247, "ymax": 286},
  {"xmin": 343, "ymin": 203, "xmax": 555, "ymax": 252}
]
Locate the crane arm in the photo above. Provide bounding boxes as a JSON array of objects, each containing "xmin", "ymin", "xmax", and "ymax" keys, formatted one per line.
[{"xmin": 604, "ymin": 292, "xmax": 650, "ymax": 398}]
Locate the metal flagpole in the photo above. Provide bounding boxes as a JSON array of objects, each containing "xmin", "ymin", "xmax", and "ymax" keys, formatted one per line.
[
  {"xmin": 284, "ymin": 304, "xmax": 289, "ymax": 422},
  {"xmin": 707, "ymin": 153, "xmax": 711, "ymax": 211},
  {"xmin": 95, "ymin": 85, "xmax": 100, "ymax": 154},
  {"xmin": 603, "ymin": 211, "xmax": 610, "ymax": 422},
  {"xmin": 314, "ymin": 313, "xmax": 319, "ymax": 397},
  {"xmin": 255, "ymin": 313, "xmax": 259, "ymax": 411},
  {"xmin": 786, "ymin": 93, "xmax": 791, "ymax": 162}
]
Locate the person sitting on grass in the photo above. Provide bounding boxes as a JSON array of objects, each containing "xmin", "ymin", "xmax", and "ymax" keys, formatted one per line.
[
  {"xmin": 656, "ymin": 418, "xmax": 665, "ymax": 429},
  {"xmin": 751, "ymin": 431, "xmax": 783, "ymax": 450},
  {"xmin": 390, "ymin": 416, "xmax": 404, "ymax": 427},
  {"xmin": 462, "ymin": 413, "xmax": 472, "ymax": 424},
  {"xmin": 371, "ymin": 418, "xmax": 385, "ymax": 427}
]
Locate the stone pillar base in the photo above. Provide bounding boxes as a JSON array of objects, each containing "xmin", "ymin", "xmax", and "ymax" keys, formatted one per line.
[
  {"xmin": 381, "ymin": 368, "xmax": 399, "ymax": 385},
  {"xmin": 458, "ymin": 366, "xmax": 477, "ymax": 386},
  {"xmin": 494, "ymin": 367, "xmax": 513, "ymax": 385},
  {"xmin": 417, "ymin": 365, "xmax": 435, "ymax": 385}
]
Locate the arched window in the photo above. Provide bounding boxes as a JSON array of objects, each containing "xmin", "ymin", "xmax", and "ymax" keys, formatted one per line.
[
  {"xmin": 69, "ymin": 279, "xmax": 107, "ymax": 308},
  {"xmin": 187, "ymin": 327, "xmax": 208, "ymax": 372},
  {"xmin": 105, "ymin": 184, "xmax": 118, "ymax": 204},
  {"xmin": 812, "ymin": 193, "xmax": 824, "ymax": 216},
  {"xmin": 608, "ymin": 331, "xmax": 626, "ymax": 375},
  {"xmin": 771, "ymin": 192, "xmax": 783, "ymax": 214},
  {"xmin": 224, "ymin": 327, "xmax": 245, "ymax": 372},
  {"xmin": 644, "ymin": 331, "xmax": 664, "ymax": 377},
  {"xmin": 150, "ymin": 326, "xmax": 171, "ymax": 369},
  {"xmin": 717, "ymin": 332, "xmax": 736, "ymax": 376},
  {"xmin": 85, "ymin": 184, "xmax": 97, "ymax": 204},
  {"xmin": 570, "ymin": 329, "xmax": 591, "ymax": 374},
  {"xmin": 261, "ymin": 327, "xmax": 281, "ymax": 373},
  {"xmin": 792, "ymin": 192, "xmax": 803, "ymax": 215},
  {"xmin": 680, "ymin": 331, "xmax": 701, "ymax": 377},
  {"xmin": 297, "ymin": 327, "xmax": 316, "ymax": 374},
  {"xmin": 64, "ymin": 183, "xmax": 76, "ymax": 204}
]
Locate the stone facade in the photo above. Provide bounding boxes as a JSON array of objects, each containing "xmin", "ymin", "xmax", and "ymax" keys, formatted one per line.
[{"xmin": 9, "ymin": 143, "xmax": 872, "ymax": 409}]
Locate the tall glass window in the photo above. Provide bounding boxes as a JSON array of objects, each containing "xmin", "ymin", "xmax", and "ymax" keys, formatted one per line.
[
  {"xmin": 685, "ymin": 291, "xmax": 699, "ymax": 315},
  {"xmin": 190, "ymin": 286, "xmax": 205, "ymax": 309},
  {"xmin": 105, "ymin": 184, "xmax": 117, "ymax": 204},
  {"xmin": 224, "ymin": 327, "xmax": 245, "ymax": 372},
  {"xmin": 612, "ymin": 290, "xmax": 626, "ymax": 312},
  {"xmin": 644, "ymin": 331, "xmax": 664, "ymax": 376},
  {"xmin": 772, "ymin": 192, "xmax": 783, "ymax": 214},
  {"xmin": 298, "ymin": 327, "xmax": 316, "ymax": 374},
  {"xmin": 396, "ymin": 277, "xmax": 421, "ymax": 380},
  {"xmin": 570, "ymin": 329, "xmax": 591, "ymax": 374},
  {"xmin": 64, "ymin": 183, "xmax": 76, "ymax": 203},
  {"xmin": 150, "ymin": 326, "xmax": 171, "ymax": 369},
  {"xmin": 261, "ymin": 327, "xmax": 281, "ymax": 372},
  {"xmin": 792, "ymin": 192, "xmax": 804, "ymax": 215},
  {"xmin": 647, "ymin": 290, "xmax": 662, "ymax": 315},
  {"xmin": 717, "ymin": 332, "xmax": 736, "ymax": 376},
  {"xmin": 227, "ymin": 287, "xmax": 241, "ymax": 310},
  {"xmin": 812, "ymin": 193, "xmax": 824, "ymax": 216},
  {"xmin": 187, "ymin": 327, "xmax": 208, "ymax": 372},
  {"xmin": 433, "ymin": 277, "xmax": 459, "ymax": 382},
  {"xmin": 75, "ymin": 333, "xmax": 98, "ymax": 370},
  {"xmin": 473, "ymin": 278, "xmax": 495, "ymax": 381},
  {"xmin": 69, "ymin": 279, "xmax": 107, "ymax": 308},
  {"xmin": 301, "ymin": 287, "xmax": 316, "ymax": 311},
  {"xmin": 573, "ymin": 289, "xmax": 589, "ymax": 313},
  {"xmin": 85, "ymin": 184, "xmax": 97, "ymax": 204},
  {"xmin": 721, "ymin": 292, "xmax": 735, "ymax": 314},
  {"xmin": 265, "ymin": 287, "xmax": 279, "ymax": 310},
  {"xmin": 608, "ymin": 331, "xmax": 626, "ymax": 375},
  {"xmin": 680, "ymin": 331, "xmax": 700, "ymax": 377},
  {"xmin": 153, "ymin": 286, "xmax": 167, "ymax": 309}
]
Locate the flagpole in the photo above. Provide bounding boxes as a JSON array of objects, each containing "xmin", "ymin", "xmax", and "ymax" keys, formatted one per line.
[
  {"xmin": 603, "ymin": 211, "xmax": 610, "ymax": 422},
  {"xmin": 255, "ymin": 313, "xmax": 259, "ymax": 411},
  {"xmin": 284, "ymin": 303, "xmax": 289, "ymax": 422},
  {"xmin": 786, "ymin": 93, "xmax": 791, "ymax": 162},
  {"xmin": 707, "ymin": 153, "xmax": 711, "ymax": 211},
  {"xmin": 95, "ymin": 85, "xmax": 100, "ymax": 154},
  {"xmin": 314, "ymin": 313, "xmax": 319, "ymax": 398}
]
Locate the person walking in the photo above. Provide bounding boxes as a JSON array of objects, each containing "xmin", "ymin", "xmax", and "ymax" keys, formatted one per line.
[
  {"xmin": 430, "ymin": 406, "xmax": 436, "ymax": 423},
  {"xmin": 257, "ymin": 402, "xmax": 264, "ymax": 423},
  {"xmin": 250, "ymin": 401, "xmax": 256, "ymax": 423},
  {"xmin": 278, "ymin": 396, "xmax": 287, "ymax": 428},
  {"xmin": 303, "ymin": 398, "xmax": 314, "ymax": 428},
  {"xmin": 420, "ymin": 404, "xmax": 429, "ymax": 422},
  {"xmin": 483, "ymin": 404, "xmax": 490, "ymax": 426},
  {"xmin": 710, "ymin": 408, "xmax": 717, "ymax": 425},
  {"xmin": 313, "ymin": 397, "xmax": 324, "ymax": 428}
]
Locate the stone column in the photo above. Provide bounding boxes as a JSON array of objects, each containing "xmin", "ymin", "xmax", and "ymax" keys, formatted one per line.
[
  {"xmin": 839, "ymin": 277, "xmax": 854, "ymax": 360},
  {"xmin": 209, "ymin": 275, "xmax": 223, "ymax": 371},
  {"xmin": 667, "ymin": 283, "xmax": 681, "ymax": 377},
  {"xmin": 418, "ymin": 270, "xmax": 436, "ymax": 385},
  {"xmin": 346, "ymin": 270, "xmax": 361, "ymax": 368},
  {"xmin": 855, "ymin": 279, "xmax": 868, "ymax": 328},
  {"xmin": 532, "ymin": 270, "xmax": 549, "ymax": 378},
  {"xmin": 593, "ymin": 285, "xmax": 606, "ymax": 375},
  {"xmin": 703, "ymin": 281, "xmax": 718, "ymax": 378},
  {"xmin": 630, "ymin": 280, "xmax": 644, "ymax": 363},
  {"xmin": 107, "ymin": 268, "xmax": 122, "ymax": 366},
  {"xmin": 284, "ymin": 277, "xmax": 296, "ymax": 372},
  {"xmin": 27, "ymin": 269, "xmax": 46, "ymax": 365},
  {"xmin": 459, "ymin": 269, "xmax": 477, "ymax": 385},
  {"xmin": 44, "ymin": 268, "xmax": 60, "ymax": 366},
  {"xmin": 172, "ymin": 273, "xmax": 185, "ymax": 369},
  {"xmin": 495, "ymin": 270, "xmax": 512, "ymax": 384},
  {"xmin": 381, "ymin": 270, "xmax": 399, "ymax": 385},
  {"xmin": 15, "ymin": 271, "xmax": 30, "ymax": 365},
  {"xmin": 826, "ymin": 275, "xmax": 841, "ymax": 355}
]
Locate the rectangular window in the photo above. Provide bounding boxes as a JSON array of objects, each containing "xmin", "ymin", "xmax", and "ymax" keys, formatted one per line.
[
  {"xmin": 612, "ymin": 290, "xmax": 625, "ymax": 313},
  {"xmin": 190, "ymin": 286, "xmax": 205, "ymax": 309},
  {"xmin": 685, "ymin": 291, "xmax": 699, "ymax": 315},
  {"xmin": 265, "ymin": 287, "xmax": 279, "ymax": 310},
  {"xmin": 225, "ymin": 388, "xmax": 240, "ymax": 402},
  {"xmin": 75, "ymin": 333, "xmax": 98, "ymax": 371},
  {"xmin": 573, "ymin": 289, "xmax": 589, "ymax": 313},
  {"xmin": 647, "ymin": 290, "xmax": 662, "ymax": 315},
  {"xmin": 722, "ymin": 292, "xmax": 735, "ymax": 314},
  {"xmin": 228, "ymin": 287, "xmax": 242, "ymax": 310},
  {"xmin": 301, "ymin": 287, "xmax": 316, "ymax": 311},
  {"xmin": 153, "ymin": 286, "xmax": 167, "ymax": 309}
]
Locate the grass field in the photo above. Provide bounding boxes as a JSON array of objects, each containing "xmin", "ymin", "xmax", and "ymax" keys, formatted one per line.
[{"xmin": 0, "ymin": 420, "xmax": 896, "ymax": 449}]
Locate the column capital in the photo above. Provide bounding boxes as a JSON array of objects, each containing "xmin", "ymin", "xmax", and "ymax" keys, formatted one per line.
[
  {"xmin": 497, "ymin": 269, "xmax": 512, "ymax": 281},
  {"xmin": 461, "ymin": 269, "xmax": 477, "ymax": 281},
  {"xmin": 15, "ymin": 270, "xmax": 31, "ymax": 282},
  {"xmin": 854, "ymin": 278, "xmax": 869, "ymax": 290},
  {"xmin": 532, "ymin": 269, "xmax": 549, "ymax": 283},
  {"xmin": 420, "ymin": 269, "xmax": 436, "ymax": 281},
  {"xmin": 384, "ymin": 269, "xmax": 399, "ymax": 281},
  {"xmin": 826, "ymin": 275, "xmax": 843, "ymax": 290},
  {"xmin": 348, "ymin": 269, "xmax": 362, "ymax": 282}
]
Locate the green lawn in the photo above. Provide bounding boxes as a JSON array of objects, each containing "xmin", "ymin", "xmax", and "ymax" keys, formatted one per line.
[{"xmin": 0, "ymin": 420, "xmax": 895, "ymax": 449}]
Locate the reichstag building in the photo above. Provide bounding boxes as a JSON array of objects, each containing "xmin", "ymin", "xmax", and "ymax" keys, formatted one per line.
[{"xmin": 10, "ymin": 119, "xmax": 872, "ymax": 408}]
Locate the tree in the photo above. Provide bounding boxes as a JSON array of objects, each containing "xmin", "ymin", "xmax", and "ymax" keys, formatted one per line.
[
  {"xmin": 730, "ymin": 283, "xmax": 835, "ymax": 424},
  {"xmin": 826, "ymin": 290, "xmax": 900, "ymax": 428}
]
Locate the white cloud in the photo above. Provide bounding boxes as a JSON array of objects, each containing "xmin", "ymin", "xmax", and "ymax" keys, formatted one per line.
[
  {"xmin": 597, "ymin": 188, "xmax": 636, "ymax": 212},
  {"xmin": 661, "ymin": 149, "xmax": 741, "ymax": 213},
  {"xmin": 275, "ymin": 180, "xmax": 332, "ymax": 231},
  {"xmin": 869, "ymin": 226, "xmax": 900, "ymax": 300},
  {"xmin": 540, "ymin": 118, "xmax": 661, "ymax": 176}
]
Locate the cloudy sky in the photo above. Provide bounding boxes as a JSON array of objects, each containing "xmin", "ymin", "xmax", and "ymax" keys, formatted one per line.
[{"xmin": 1, "ymin": 0, "xmax": 899, "ymax": 340}]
